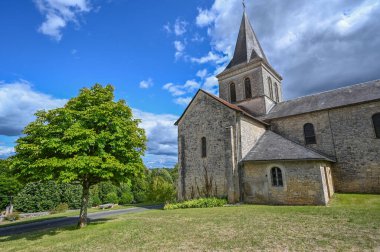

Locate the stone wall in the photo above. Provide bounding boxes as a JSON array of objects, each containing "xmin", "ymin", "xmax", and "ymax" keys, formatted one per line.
[
  {"xmin": 242, "ymin": 161, "xmax": 332, "ymax": 205},
  {"xmin": 177, "ymin": 92, "xmax": 237, "ymax": 201},
  {"xmin": 268, "ymin": 101, "xmax": 380, "ymax": 193},
  {"xmin": 239, "ymin": 116, "xmax": 266, "ymax": 159}
]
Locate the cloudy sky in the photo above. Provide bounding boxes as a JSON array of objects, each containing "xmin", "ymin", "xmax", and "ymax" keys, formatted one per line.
[{"xmin": 1, "ymin": 0, "xmax": 380, "ymax": 167}]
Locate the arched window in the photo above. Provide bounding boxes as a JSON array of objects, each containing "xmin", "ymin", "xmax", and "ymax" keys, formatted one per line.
[
  {"xmin": 271, "ymin": 167, "xmax": 283, "ymax": 187},
  {"xmin": 230, "ymin": 83, "xmax": 236, "ymax": 103},
  {"xmin": 274, "ymin": 83, "xmax": 279, "ymax": 102},
  {"xmin": 373, "ymin": 113, "xmax": 380, "ymax": 138},
  {"xmin": 244, "ymin": 78, "xmax": 252, "ymax": 99},
  {"xmin": 268, "ymin": 77, "xmax": 273, "ymax": 99},
  {"xmin": 201, "ymin": 137, "xmax": 207, "ymax": 158},
  {"xmin": 304, "ymin": 123, "xmax": 316, "ymax": 144}
]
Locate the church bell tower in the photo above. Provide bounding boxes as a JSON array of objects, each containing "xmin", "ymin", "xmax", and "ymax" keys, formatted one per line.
[{"xmin": 216, "ymin": 9, "xmax": 282, "ymax": 116}]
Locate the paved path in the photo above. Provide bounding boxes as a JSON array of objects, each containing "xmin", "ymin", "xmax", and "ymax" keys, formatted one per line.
[{"xmin": 0, "ymin": 205, "xmax": 161, "ymax": 236}]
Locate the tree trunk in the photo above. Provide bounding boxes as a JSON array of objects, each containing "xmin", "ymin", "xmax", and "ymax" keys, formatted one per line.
[{"xmin": 78, "ymin": 177, "xmax": 90, "ymax": 228}]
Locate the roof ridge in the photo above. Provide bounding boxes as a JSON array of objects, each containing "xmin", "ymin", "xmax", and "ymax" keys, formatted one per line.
[{"xmin": 277, "ymin": 79, "xmax": 380, "ymax": 105}]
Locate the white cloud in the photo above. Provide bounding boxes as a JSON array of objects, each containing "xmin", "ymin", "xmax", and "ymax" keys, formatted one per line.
[
  {"xmin": 196, "ymin": 69, "xmax": 208, "ymax": 79},
  {"xmin": 34, "ymin": 0, "xmax": 92, "ymax": 41},
  {"xmin": 184, "ymin": 80, "xmax": 200, "ymax": 91},
  {"xmin": 196, "ymin": 8, "xmax": 216, "ymax": 27},
  {"xmin": 0, "ymin": 80, "xmax": 67, "ymax": 136},
  {"xmin": 139, "ymin": 78, "xmax": 154, "ymax": 89},
  {"xmin": 133, "ymin": 109, "xmax": 179, "ymax": 167},
  {"xmin": 194, "ymin": 0, "xmax": 380, "ymax": 98},
  {"xmin": 174, "ymin": 18, "xmax": 188, "ymax": 36},
  {"xmin": 163, "ymin": 83, "xmax": 186, "ymax": 96},
  {"xmin": 0, "ymin": 146, "xmax": 14, "ymax": 158},
  {"xmin": 163, "ymin": 79, "xmax": 200, "ymax": 97},
  {"xmin": 335, "ymin": 0, "xmax": 379, "ymax": 35},
  {"xmin": 174, "ymin": 40, "xmax": 185, "ymax": 59},
  {"xmin": 163, "ymin": 22, "xmax": 171, "ymax": 33},
  {"xmin": 190, "ymin": 51, "xmax": 228, "ymax": 64},
  {"xmin": 174, "ymin": 97, "xmax": 192, "ymax": 106},
  {"xmin": 202, "ymin": 76, "xmax": 219, "ymax": 94}
]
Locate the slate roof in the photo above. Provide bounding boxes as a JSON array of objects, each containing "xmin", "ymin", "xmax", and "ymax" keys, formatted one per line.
[
  {"xmin": 225, "ymin": 11, "xmax": 268, "ymax": 69},
  {"xmin": 174, "ymin": 89, "xmax": 268, "ymax": 126},
  {"xmin": 243, "ymin": 131, "xmax": 335, "ymax": 162},
  {"xmin": 261, "ymin": 79, "xmax": 380, "ymax": 120}
]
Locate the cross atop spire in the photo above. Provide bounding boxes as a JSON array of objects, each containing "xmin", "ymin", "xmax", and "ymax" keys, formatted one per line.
[
  {"xmin": 225, "ymin": 8, "xmax": 268, "ymax": 70},
  {"xmin": 242, "ymin": 0, "xmax": 246, "ymax": 10}
]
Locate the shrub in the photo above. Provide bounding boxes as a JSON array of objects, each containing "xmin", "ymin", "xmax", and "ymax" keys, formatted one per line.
[
  {"xmin": 90, "ymin": 194, "xmax": 102, "ymax": 207},
  {"xmin": 51, "ymin": 203, "xmax": 69, "ymax": 214},
  {"xmin": 147, "ymin": 176, "xmax": 176, "ymax": 203},
  {"xmin": 105, "ymin": 192, "xmax": 119, "ymax": 204},
  {"xmin": 164, "ymin": 198, "xmax": 227, "ymax": 210},
  {"xmin": 5, "ymin": 212, "xmax": 20, "ymax": 221},
  {"xmin": 119, "ymin": 192, "xmax": 134, "ymax": 205}
]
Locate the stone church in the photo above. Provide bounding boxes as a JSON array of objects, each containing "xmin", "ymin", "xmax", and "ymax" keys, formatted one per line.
[{"xmin": 175, "ymin": 10, "xmax": 380, "ymax": 205}]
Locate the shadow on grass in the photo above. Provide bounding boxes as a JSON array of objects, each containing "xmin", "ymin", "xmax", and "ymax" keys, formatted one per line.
[{"xmin": 0, "ymin": 217, "xmax": 112, "ymax": 243}]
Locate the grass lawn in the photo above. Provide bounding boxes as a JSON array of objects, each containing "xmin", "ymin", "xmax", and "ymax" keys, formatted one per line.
[{"xmin": 1, "ymin": 194, "xmax": 379, "ymax": 251}]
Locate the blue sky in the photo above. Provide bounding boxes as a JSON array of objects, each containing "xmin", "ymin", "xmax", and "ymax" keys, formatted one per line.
[{"xmin": 1, "ymin": 0, "xmax": 380, "ymax": 167}]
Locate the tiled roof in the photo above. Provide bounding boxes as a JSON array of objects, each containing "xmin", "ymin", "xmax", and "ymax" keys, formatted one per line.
[
  {"xmin": 243, "ymin": 131, "xmax": 335, "ymax": 162},
  {"xmin": 261, "ymin": 79, "xmax": 380, "ymax": 120}
]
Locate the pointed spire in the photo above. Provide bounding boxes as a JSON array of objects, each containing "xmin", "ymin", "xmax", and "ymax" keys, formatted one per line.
[{"xmin": 226, "ymin": 10, "xmax": 268, "ymax": 69}]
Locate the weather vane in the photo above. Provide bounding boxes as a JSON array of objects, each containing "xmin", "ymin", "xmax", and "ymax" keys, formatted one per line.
[{"xmin": 243, "ymin": 0, "xmax": 246, "ymax": 10}]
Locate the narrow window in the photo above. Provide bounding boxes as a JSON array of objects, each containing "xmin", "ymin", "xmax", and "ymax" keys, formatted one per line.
[
  {"xmin": 268, "ymin": 77, "xmax": 273, "ymax": 99},
  {"xmin": 275, "ymin": 83, "xmax": 279, "ymax": 102},
  {"xmin": 271, "ymin": 167, "xmax": 283, "ymax": 187},
  {"xmin": 373, "ymin": 113, "xmax": 380, "ymax": 138},
  {"xmin": 244, "ymin": 78, "xmax": 252, "ymax": 99},
  {"xmin": 230, "ymin": 83, "xmax": 236, "ymax": 103},
  {"xmin": 201, "ymin": 137, "xmax": 207, "ymax": 158},
  {"xmin": 304, "ymin": 123, "xmax": 316, "ymax": 144}
]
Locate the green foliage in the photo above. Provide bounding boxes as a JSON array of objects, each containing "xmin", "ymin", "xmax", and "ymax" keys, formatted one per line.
[
  {"xmin": 119, "ymin": 192, "xmax": 134, "ymax": 205},
  {"xmin": 52, "ymin": 203, "xmax": 69, "ymax": 214},
  {"xmin": 130, "ymin": 173, "xmax": 149, "ymax": 203},
  {"xmin": 147, "ymin": 169, "xmax": 176, "ymax": 203},
  {"xmin": 11, "ymin": 84, "xmax": 146, "ymax": 226},
  {"xmin": 105, "ymin": 192, "xmax": 119, "ymax": 204},
  {"xmin": 13, "ymin": 181, "xmax": 82, "ymax": 213},
  {"xmin": 164, "ymin": 198, "xmax": 227, "ymax": 210},
  {"xmin": 0, "ymin": 159, "xmax": 22, "ymax": 209}
]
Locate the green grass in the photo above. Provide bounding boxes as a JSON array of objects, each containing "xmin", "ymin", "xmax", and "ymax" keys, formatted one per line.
[{"xmin": 1, "ymin": 194, "xmax": 379, "ymax": 251}]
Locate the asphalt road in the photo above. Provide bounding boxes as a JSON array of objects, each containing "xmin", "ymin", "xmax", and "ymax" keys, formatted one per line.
[{"xmin": 0, "ymin": 205, "xmax": 161, "ymax": 236}]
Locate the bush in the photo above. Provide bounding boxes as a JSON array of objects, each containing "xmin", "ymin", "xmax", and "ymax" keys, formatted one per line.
[
  {"xmin": 51, "ymin": 203, "xmax": 69, "ymax": 214},
  {"xmin": 5, "ymin": 212, "xmax": 20, "ymax": 221},
  {"xmin": 119, "ymin": 192, "xmax": 134, "ymax": 205},
  {"xmin": 147, "ymin": 176, "xmax": 176, "ymax": 203},
  {"xmin": 164, "ymin": 198, "xmax": 227, "ymax": 210},
  {"xmin": 105, "ymin": 192, "xmax": 119, "ymax": 204},
  {"xmin": 90, "ymin": 194, "xmax": 102, "ymax": 207},
  {"xmin": 13, "ymin": 181, "xmax": 82, "ymax": 213}
]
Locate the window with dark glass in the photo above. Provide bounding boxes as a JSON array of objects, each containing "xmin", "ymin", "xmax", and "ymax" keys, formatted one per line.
[
  {"xmin": 201, "ymin": 137, "xmax": 207, "ymax": 158},
  {"xmin": 268, "ymin": 77, "xmax": 273, "ymax": 99},
  {"xmin": 275, "ymin": 83, "xmax": 279, "ymax": 102},
  {"xmin": 230, "ymin": 83, "xmax": 236, "ymax": 103},
  {"xmin": 373, "ymin": 113, "xmax": 380, "ymax": 138},
  {"xmin": 245, "ymin": 78, "xmax": 252, "ymax": 99},
  {"xmin": 271, "ymin": 167, "xmax": 283, "ymax": 187},
  {"xmin": 304, "ymin": 123, "xmax": 316, "ymax": 144}
]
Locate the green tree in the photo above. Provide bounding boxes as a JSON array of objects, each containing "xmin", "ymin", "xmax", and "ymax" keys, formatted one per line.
[
  {"xmin": 12, "ymin": 84, "xmax": 146, "ymax": 227},
  {"xmin": 0, "ymin": 159, "xmax": 22, "ymax": 210}
]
